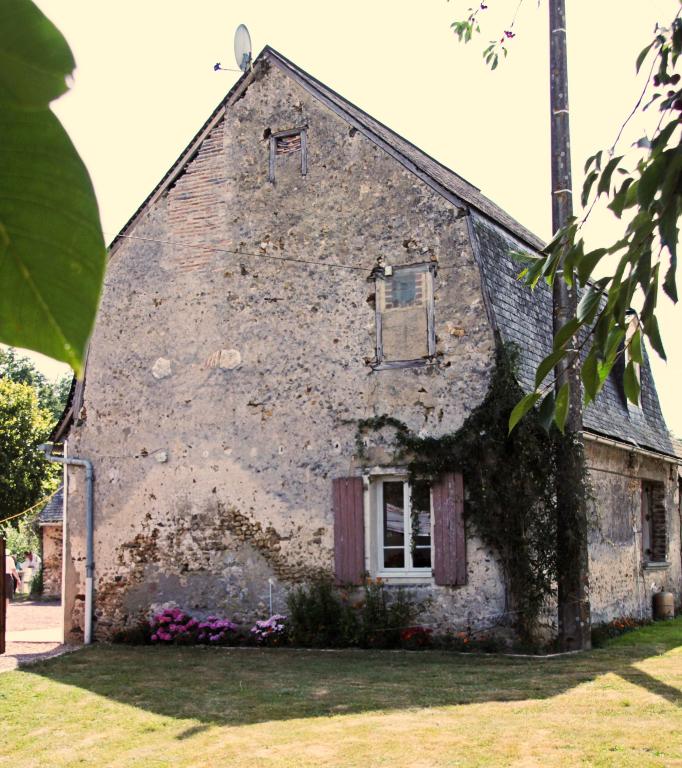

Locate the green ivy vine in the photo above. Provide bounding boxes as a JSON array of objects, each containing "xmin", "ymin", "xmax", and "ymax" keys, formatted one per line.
[{"xmin": 356, "ymin": 344, "xmax": 589, "ymax": 642}]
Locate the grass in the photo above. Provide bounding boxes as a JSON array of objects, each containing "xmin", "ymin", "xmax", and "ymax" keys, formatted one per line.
[{"xmin": 1, "ymin": 620, "xmax": 682, "ymax": 767}]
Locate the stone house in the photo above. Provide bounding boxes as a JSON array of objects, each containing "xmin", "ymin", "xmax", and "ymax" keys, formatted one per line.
[
  {"xmin": 38, "ymin": 486, "xmax": 63, "ymax": 599},
  {"xmin": 52, "ymin": 47, "xmax": 680, "ymax": 642}
]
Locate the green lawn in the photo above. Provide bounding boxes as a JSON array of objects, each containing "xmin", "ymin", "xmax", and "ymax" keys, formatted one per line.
[{"xmin": 1, "ymin": 620, "xmax": 682, "ymax": 767}]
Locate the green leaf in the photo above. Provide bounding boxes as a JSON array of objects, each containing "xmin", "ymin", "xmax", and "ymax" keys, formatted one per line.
[
  {"xmin": 629, "ymin": 327, "xmax": 643, "ymax": 365},
  {"xmin": 640, "ymin": 264, "xmax": 659, "ymax": 323},
  {"xmin": 581, "ymin": 170, "xmax": 599, "ymax": 208},
  {"xmin": 643, "ymin": 315, "xmax": 666, "ymax": 360},
  {"xmin": 0, "ymin": 0, "xmax": 75, "ymax": 108},
  {"xmin": 0, "ymin": 5, "xmax": 107, "ymax": 376},
  {"xmin": 553, "ymin": 317, "xmax": 581, "ymax": 351},
  {"xmin": 651, "ymin": 120, "xmax": 677, "ymax": 152},
  {"xmin": 538, "ymin": 391, "xmax": 555, "ymax": 432},
  {"xmin": 510, "ymin": 250, "xmax": 538, "ymax": 266},
  {"xmin": 597, "ymin": 156, "xmax": 623, "ymax": 198},
  {"xmin": 577, "ymin": 282, "xmax": 606, "ymax": 324},
  {"xmin": 636, "ymin": 41, "xmax": 654, "ymax": 73},
  {"xmin": 535, "ymin": 349, "xmax": 565, "ymax": 389},
  {"xmin": 663, "ymin": 258, "xmax": 678, "ymax": 303},
  {"xmin": 554, "ymin": 383, "xmax": 570, "ymax": 433},
  {"xmin": 638, "ymin": 158, "xmax": 664, "ymax": 208},
  {"xmin": 509, "ymin": 392, "xmax": 541, "ymax": 433},
  {"xmin": 584, "ymin": 152, "xmax": 601, "ymax": 174},
  {"xmin": 623, "ymin": 361, "xmax": 641, "ymax": 406},
  {"xmin": 608, "ymin": 177, "xmax": 634, "ymax": 218},
  {"xmin": 576, "ymin": 248, "xmax": 608, "ymax": 286},
  {"xmin": 604, "ymin": 327, "xmax": 626, "ymax": 367},
  {"xmin": 581, "ymin": 351, "xmax": 600, "ymax": 402}
]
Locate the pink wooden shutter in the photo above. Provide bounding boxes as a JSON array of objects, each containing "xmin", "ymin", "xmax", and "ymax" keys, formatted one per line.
[
  {"xmin": 433, "ymin": 472, "xmax": 466, "ymax": 586},
  {"xmin": 332, "ymin": 477, "xmax": 365, "ymax": 585}
]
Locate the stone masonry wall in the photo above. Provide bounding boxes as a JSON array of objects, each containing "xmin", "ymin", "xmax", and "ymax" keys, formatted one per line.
[
  {"xmin": 586, "ymin": 439, "xmax": 681, "ymax": 624},
  {"xmin": 41, "ymin": 524, "xmax": 62, "ymax": 599},
  {"xmin": 63, "ymin": 61, "xmax": 502, "ymax": 640}
]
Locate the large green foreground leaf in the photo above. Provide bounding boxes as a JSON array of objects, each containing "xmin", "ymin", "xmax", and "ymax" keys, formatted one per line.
[{"xmin": 0, "ymin": 0, "xmax": 106, "ymax": 376}]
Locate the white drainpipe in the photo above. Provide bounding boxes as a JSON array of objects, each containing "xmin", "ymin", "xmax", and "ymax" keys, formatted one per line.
[{"xmin": 39, "ymin": 444, "xmax": 95, "ymax": 645}]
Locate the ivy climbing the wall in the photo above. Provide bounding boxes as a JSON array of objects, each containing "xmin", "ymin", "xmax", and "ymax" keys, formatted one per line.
[{"xmin": 357, "ymin": 344, "xmax": 588, "ymax": 643}]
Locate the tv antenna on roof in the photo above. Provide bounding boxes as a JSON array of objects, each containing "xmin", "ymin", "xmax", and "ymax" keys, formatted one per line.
[{"xmin": 214, "ymin": 24, "xmax": 253, "ymax": 73}]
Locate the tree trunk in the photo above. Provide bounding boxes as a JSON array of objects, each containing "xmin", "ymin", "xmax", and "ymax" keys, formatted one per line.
[{"xmin": 549, "ymin": 0, "xmax": 591, "ymax": 651}]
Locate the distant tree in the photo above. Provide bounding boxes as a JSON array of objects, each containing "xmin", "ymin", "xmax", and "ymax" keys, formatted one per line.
[
  {"xmin": 0, "ymin": 347, "xmax": 71, "ymax": 422},
  {"xmin": 0, "ymin": 378, "xmax": 58, "ymax": 523}
]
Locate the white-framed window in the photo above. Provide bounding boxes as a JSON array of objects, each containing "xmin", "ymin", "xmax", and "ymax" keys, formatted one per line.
[
  {"xmin": 366, "ymin": 475, "xmax": 433, "ymax": 580},
  {"xmin": 373, "ymin": 264, "xmax": 436, "ymax": 369}
]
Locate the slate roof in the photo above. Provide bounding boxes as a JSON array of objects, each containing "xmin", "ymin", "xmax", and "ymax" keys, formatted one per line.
[
  {"xmin": 38, "ymin": 486, "xmax": 63, "ymax": 526},
  {"xmin": 51, "ymin": 47, "xmax": 674, "ymax": 458},
  {"xmin": 470, "ymin": 214, "xmax": 674, "ymax": 457}
]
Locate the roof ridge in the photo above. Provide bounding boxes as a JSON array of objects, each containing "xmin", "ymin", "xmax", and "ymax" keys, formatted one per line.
[{"xmin": 263, "ymin": 46, "xmax": 482, "ymax": 192}]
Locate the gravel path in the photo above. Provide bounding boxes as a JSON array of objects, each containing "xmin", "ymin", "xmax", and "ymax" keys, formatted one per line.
[{"xmin": 1, "ymin": 600, "xmax": 75, "ymax": 673}]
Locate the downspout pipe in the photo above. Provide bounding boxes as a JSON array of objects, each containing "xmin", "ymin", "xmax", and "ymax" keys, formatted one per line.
[{"xmin": 39, "ymin": 443, "xmax": 94, "ymax": 645}]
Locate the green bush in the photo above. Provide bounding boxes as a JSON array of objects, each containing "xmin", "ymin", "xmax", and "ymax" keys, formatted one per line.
[
  {"xmin": 591, "ymin": 616, "xmax": 651, "ymax": 648},
  {"xmin": 286, "ymin": 578, "xmax": 423, "ymax": 649},
  {"xmin": 29, "ymin": 568, "xmax": 43, "ymax": 597},
  {"xmin": 360, "ymin": 580, "xmax": 421, "ymax": 648},
  {"xmin": 287, "ymin": 579, "xmax": 350, "ymax": 647}
]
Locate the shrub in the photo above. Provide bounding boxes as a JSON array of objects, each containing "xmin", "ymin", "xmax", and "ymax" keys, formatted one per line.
[
  {"xmin": 591, "ymin": 616, "xmax": 651, "ymax": 648},
  {"xmin": 149, "ymin": 608, "xmax": 239, "ymax": 646},
  {"xmin": 112, "ymin": 620, "xmax": 153, "ymax": 645},
  {"xmin": 359, "ymin": 579, "xmax": 422, "ymax": 649},
  {"xmin": 287, "ymin": 578, "xmax": 424, "ymax": 649},
  {"xmin": 195, "ymin": 616, "xmax": 239, "ymax": 646},
  {"xmin": 433, "ymin": 629, "xmax": 504, "ymax": 653},
  {"xmin": 287, "ymin": 579, "xmax": 346, "ymax": 647},
  {"xmin": 250, "ymin": 615, "xmax": 288, "ymax": 646},
  {"xmin": 29, "ymin": 568, "xmax": 43, "ymax": 597},
  {"xmin": 400, "ymin": 626, "xmax": 433, "ymax": 650}
]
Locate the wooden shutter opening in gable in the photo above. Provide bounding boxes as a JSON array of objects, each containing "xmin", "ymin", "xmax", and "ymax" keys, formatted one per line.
[
  {"xmin": 275, "ymin": 133, "xmax": 301, "ymax": 155},
  {"xmin": 649, "ymin": 481, "xmax": 668, "ymax": 563},
  {"xmin": 332, "ymin": 477, "xmax": 365, "ymax": 585},
  {"xmin": 432, "ymin": 472, "xmax": 466, "ymax": 586},
  {"xmin": 376, "ymin": 268, "xmax": 434, "ymax": 364}
]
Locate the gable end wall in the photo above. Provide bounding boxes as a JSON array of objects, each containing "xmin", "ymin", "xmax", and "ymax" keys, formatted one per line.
[{"xmin": 62, "ymin": 63, "xmax": 500, "ymax": 639}]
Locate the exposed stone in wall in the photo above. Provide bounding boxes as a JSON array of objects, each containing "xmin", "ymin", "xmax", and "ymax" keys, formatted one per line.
[
  {"xmin": 41, "ymin": 525, "xmax": 62, "ymax": 599},
  {"xmin": 151, "ymin": 357, "xmax": 172, "ymax": 379}
]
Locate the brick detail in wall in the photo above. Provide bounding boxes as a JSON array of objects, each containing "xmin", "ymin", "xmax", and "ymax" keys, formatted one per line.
[{"xmin": 167, "ymin": 119, "xmax": 226, "ymax": 272}]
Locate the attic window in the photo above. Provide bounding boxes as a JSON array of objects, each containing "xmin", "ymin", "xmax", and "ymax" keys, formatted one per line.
[
  {"xmin": 268, "ymin": 128, "xmax": 307, "ymax": 182},
  {"xmin": 275, "ymin": 134, "xmax": 301, "ymax": 155},
  {"xmin": 373, "ymin": 264, "xmax": 435, "ymax": 369}
]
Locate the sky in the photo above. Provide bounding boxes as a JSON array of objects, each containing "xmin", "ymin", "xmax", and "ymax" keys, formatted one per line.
[{"xmin": 18, "ymin": 0, "xmax": 682, "ymax": 434}]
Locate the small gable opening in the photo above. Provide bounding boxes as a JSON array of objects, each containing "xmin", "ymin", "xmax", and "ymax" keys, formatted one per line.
[{"xmin": 268, "ymin": 127, "xmax": 307, "ymax": 183}]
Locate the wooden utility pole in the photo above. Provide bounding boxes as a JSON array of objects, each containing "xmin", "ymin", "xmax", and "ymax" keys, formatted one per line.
[{"xmin": 549, "ymin": 0, "xmax": 591, "ymax": 650}]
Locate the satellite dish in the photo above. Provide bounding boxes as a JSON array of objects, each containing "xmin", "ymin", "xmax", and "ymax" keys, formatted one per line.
[{"xmin": 234, "ymin": 24, "xmax": 252, "ymax": 72}]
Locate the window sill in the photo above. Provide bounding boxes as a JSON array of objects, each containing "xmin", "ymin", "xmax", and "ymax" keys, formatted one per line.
[
  {"xmin": 376, "ymin": 571, "xmax": 434, "ymax": 585},
  {"xmin": 370, "ymin": 358, "xmax": 434, "ymax": 372},
  {"xmin": 643, "ymin": 561, "xmax": 671, "ymax": 571}
]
